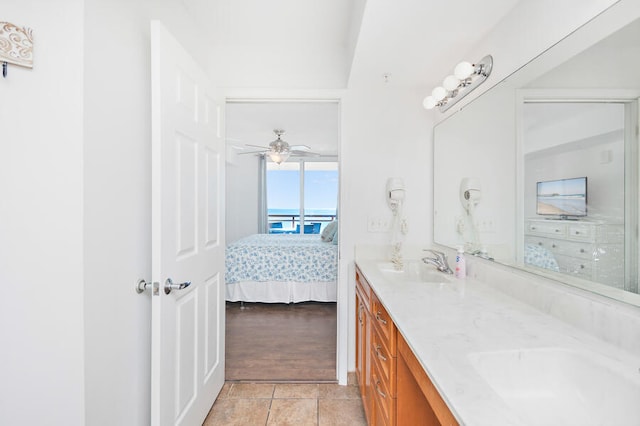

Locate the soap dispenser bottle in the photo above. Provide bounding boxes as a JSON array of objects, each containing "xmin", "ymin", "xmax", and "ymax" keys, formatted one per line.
[{"xmin": 455, "ymin": 247, "xmax": 466, "ymax": 279}]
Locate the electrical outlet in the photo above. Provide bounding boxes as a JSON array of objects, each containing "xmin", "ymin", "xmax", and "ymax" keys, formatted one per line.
[
  {"xmin": 367, "ymin": 216, "xmax": 378, "ymax": 232},
  {"xmin": 367, "ymin": 216, "xmax": 391, "ymax": 232},
  {"xmin": 476, "ymin": 218, "xmax": 496, "ymax": 233}
]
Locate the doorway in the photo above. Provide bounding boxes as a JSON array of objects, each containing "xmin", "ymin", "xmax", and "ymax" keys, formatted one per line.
[{"xmin": 224, "ymin": 100, "xmax": 341, "ymax": 382}]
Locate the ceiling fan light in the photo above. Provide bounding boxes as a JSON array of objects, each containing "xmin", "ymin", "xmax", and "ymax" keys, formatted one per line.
[{"xmin": 269, "ymin": 150, "xmax": 290, "ymax": 164}]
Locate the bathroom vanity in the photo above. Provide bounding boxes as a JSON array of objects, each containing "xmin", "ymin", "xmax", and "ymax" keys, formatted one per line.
[
  {"xmin": 356, "ymin": 265, "xmax": 457, "ymax": 425},
  {"xmin": 354, "ymin": 257, "xmax": 640, "ymax": 425}
]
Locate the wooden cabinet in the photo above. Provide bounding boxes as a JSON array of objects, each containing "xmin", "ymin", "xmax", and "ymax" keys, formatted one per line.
[
  {"xmin": 397, "ymin": 333, "xmax": 458, "ymax": 426},
  {"xmin": 355, "ymin": 266, "xmax": 458, "ymax": 426},
  {"xmin": 355, "ymin": 267, "xmax": 372, "ymax": 421},
  {"xmin": 370, "ymin": 290, "xmax": 397, "ymax": 426}
]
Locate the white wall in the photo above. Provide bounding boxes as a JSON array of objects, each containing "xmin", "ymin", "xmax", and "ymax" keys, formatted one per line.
[
  {"xmin": 2, "ymin": 0, "xmax": 210, "ymax": 424},
  {"xmin": 225, "ymin": 154, "xmax": 260, "ymax": 243},
  {"xmin": 341, "ymin": 87, "xmax": 433, "ymax": 372},
  {"xmin": 0, "ymin": 1, "xmax": 85, "ymax": 424},
  {"xmin": 437, "ymin": 0, "xmax": 620, "ymax": 121},
  {"xmin": 83, "ymin": 0, "xmax": 209, "ymax": 424}
]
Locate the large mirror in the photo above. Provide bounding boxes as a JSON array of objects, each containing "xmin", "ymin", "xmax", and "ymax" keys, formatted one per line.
[{"xmin": 433, "ymin": 4, "xmax": 640, "ymax": 305}]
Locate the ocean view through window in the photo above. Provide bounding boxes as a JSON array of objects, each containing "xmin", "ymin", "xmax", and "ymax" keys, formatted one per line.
[{"xmin": 267, "ymin": 160, "xmax": 338, "ymax": 234}]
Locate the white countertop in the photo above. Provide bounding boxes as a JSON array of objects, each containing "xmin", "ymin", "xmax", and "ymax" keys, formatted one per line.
[{"xmin": 356, "ymin": 259, "xmax": 640, "ymax": 426}]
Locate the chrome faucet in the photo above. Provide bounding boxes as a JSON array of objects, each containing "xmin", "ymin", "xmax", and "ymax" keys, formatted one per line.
[{"xmin": 422, "ymin": 249, "xmax": 454, "ymax": 274}]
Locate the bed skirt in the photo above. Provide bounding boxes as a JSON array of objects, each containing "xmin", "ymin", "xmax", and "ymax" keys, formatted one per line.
[{"xmin": 225, "ymin": 280, "xmax": 337, "ymax": 303}]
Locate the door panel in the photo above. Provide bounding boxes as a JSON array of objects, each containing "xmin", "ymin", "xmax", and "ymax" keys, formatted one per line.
[
  {"xmin": 177, "ymin": 134, "xmax": 198, "ymax": 258},
  {"xmin": 204, "ymin": 274, "xmax": 222, "ymax": 379},
  {"xmin": 151, "ymin": 20, "xmax": 225, "ymax": 426}
]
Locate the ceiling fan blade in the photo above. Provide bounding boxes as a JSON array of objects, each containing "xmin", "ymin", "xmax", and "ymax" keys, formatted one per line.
[
  {"xmin": 289, "ymin": 144, "xmax": 312, "ymax": 151},
  {"xmin": 290, "ymin": 150, "xmax": 321, "ymax": 156},
  {"xmin": 238, "ymin": 150, "xmax": 268, "ymax": 155},
  {"xmin": 246, "ymin": 144, "xmax": 271, "ymax": 149}
]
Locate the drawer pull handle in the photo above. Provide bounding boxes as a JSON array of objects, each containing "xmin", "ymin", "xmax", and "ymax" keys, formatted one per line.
[
  {"xmin": 552, "ymin": 244, "xmax": 557, "ymax": 248},
  {"xmin": 375, "ymin": 344, "xmax": 387, "ymax": 362},
  {"xmin": 375, "ymin": 380, "xmax": 386, "ymax": 399},
  {"xmin": 580, "ymin": 264, "xmax": 585, "ymax": 269},
  {"xmin": 538, "ymin": 242, "xmax": 543, "ymax": 246},
  {"xmin": 555, "ymin": 229, "xmax": 561, "ymax": 233},
  {"xmin": 376, "ymin": 312, "xmax": 387, "ymax": 325},
  {"xmin": 575, "ymin": 231, "xmax": 580, "ymax": 235},
  {"xmin": 580, "ymin": 248, "xmax": 585, "ymax": 253},
  {"xmin": 531, "ymin": 226, "xmax": 536, "ymax": 230}
]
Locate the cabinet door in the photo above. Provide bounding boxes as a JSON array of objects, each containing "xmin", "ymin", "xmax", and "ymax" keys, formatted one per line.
[
  {"xmin": 397, "ymin": 350, "xmax": 439, "ymax": 425},
  {"xmin": 397, "ymin": 334, "xmax": 459, "ymax": 426},
  {"xmin": 356, "ymin": 291, "xmax": 370, "ymax": 415},
  {"xmin": 356, "ymin": 281, "xmax": 373, "ymax": 424},
  {"xmin": 355, "ymin": 290, "xmax": 366, "ymax": 397}
]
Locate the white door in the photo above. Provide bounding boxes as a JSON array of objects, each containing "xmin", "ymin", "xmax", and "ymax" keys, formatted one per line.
[{"xmin": 150, "ymin": 21, "xmax": 225, "ymax": 426}]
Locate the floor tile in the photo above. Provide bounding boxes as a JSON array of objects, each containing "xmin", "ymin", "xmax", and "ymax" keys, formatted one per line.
[
  {"xmin": 203, "ymin": 398, "xmax": 271, "ymax": 426},
  {"xmin": 267, "ymin": 399, "xmax": 318, "ymax": 426},
  {"xmin": 318, "ymin": 399, "xmax": 367, "ymax": 426},
  {"xmin": 347, "ymin": 372, "xmax": 357, "ymax": 387},
  {"xmin": 318, "ymin": 383, "xmax": 360, "ymax": 399},
  {"xmin": 227, "ymin": 383, "xmax": 275, "ymax": 399},
  {"xmin": 274, "ymin": 384, "xmax": 319, "ymax": 399},
  {"xmin": 216, "ymin": 382, "xmax": 232, "ymax": 400}
]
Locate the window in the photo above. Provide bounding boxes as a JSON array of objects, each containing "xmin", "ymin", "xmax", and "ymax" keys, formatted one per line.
[{"xmin": 266, "ymin": 159, "xmax": 338, "ymax": 234}]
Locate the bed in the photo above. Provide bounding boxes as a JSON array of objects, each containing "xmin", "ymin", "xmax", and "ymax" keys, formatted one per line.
[{"xmin": 225, "ymin": 233, "xmax": 338, "ymax": 303}]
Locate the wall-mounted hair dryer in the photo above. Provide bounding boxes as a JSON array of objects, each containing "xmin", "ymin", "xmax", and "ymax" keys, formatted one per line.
[
  {"xmin": 460, "ymin": 177, "xmax": 481, "ymax": 213},
  {"xmin": 386, "ymin": 177, "xmax": 405, "ymax": 212}
]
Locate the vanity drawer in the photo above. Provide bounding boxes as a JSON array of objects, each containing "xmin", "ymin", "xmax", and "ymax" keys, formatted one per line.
[
  {"xmin": 371, "ymin": 356, "xmax": 395, "ymax": 426},
  {"xmin": 371, "ymin": 325, "xmax": 396, "ymax": 396},
  {"xmin": 371, "ymin": 292, "xmax": 396, "ymax": 356},
  {"xmin": 356, "ymin": 267, "xmax": 372, "ymax": 310},
  {"xmin": 527, "ymin": 221, "xmax": 566, "ymax": 237}
]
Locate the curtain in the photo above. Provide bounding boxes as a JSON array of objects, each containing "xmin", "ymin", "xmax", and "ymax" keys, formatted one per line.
[{"xmin": 257, "ymin": 154, "xmax": 268, "ymax": 233}]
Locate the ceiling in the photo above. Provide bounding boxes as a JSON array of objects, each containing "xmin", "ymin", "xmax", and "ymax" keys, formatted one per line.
[
  {"xmin": 226, "ymin": 102, "xmax": 340, "ymax": 155},
  {"xmin": 184, "ymin": 0, "xmax": 523, "ymax": 152}
]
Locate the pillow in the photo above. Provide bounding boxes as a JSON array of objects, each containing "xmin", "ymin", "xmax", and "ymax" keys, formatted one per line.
[{"xmin": 321, "ymin": 220, "xmax": 338, "ymax": 242}]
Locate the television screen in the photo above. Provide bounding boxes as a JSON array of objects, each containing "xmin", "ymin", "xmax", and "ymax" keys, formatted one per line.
[{"xmin": 536, "ymin": 177, "xmax": 587, "ymax": 217}]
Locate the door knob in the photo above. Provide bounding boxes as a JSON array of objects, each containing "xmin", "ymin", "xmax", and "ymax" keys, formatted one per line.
[
  {"xmin": 164, "ymin": 278, "xmax": 192, "ymax": 295},
  {"xmin": 136, "ymin": 279, "xmax": 151, "ymax": 294}
]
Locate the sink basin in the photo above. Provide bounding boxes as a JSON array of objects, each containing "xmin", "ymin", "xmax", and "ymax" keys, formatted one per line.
[
  {"xmin": 468, "ymin": 348, "xmax": 640, "ymax": 425},
  {"xmin": 377, "ymin": 261, "xmax": 452, "ymax": 283}
]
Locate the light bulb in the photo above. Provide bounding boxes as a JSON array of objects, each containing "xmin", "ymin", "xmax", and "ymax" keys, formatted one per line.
[
  {"xmin": 431, "ymin": 86, "xmax": 447, "ymax": 101},
  {"xmin": 423, "ymin": 96, "xmax": 437, "ymax": 109},
  {"xmin": 454, "ymin": 61, "xmax": 474, "ymax": 80},
  {"xmin": 443, "ymin": 75, "xmax": 460, "ymax": 91}
]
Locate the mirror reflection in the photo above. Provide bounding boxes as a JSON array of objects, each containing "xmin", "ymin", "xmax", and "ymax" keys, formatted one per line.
[{"xmin": 433, "ymin": 14, "xmax": 640, "ymax": 300}]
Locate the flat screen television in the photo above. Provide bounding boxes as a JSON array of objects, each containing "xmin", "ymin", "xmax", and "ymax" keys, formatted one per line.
[{"xmin": 536, "ymin": 177, "xmax": 587, "ymax": 218}]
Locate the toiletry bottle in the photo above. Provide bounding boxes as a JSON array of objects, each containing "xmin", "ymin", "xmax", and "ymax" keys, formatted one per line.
[{"xmin": 455, "ymin": 247, "xmax": 466, "ymax": 279}]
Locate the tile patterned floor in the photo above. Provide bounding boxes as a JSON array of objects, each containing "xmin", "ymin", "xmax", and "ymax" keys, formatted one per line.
[{"xmin": 203, "ymin": 378, "xmax": 367, "ymax": 426}]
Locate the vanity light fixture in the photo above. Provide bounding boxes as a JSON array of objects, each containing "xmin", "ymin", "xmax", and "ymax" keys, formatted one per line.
[{"xmin": 423, "ymin": 55, "xmax": 493, "ymax": 112}]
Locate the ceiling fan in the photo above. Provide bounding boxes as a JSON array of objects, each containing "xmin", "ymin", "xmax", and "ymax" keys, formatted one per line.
[{"xmin": 240, "ymin": 129, "xmax": 318, "ymax": 164}]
